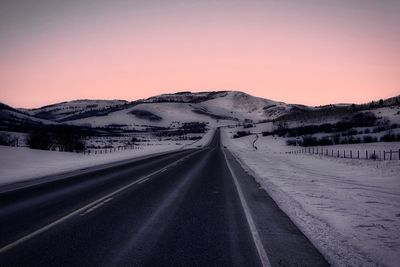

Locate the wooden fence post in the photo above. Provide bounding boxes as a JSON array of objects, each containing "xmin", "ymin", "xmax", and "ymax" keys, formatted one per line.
[
  {"xmin": 344, "ymin": 150, "xmax": 346, "ymax": 158},
  {"xmin": 337, "ymin": 150, "xmax": 339, "ymax": 158},
  {"xmin": 373, "ymin": 150, "xmax": 376, "ymax": 160},
  {"xmin": 384, "ymin": 151, "xmax": 386, "ymax": 161},
  {"xmin": 350, "ymin": 150, "xmax": 352, "ymax": 159},
  {"xmin": 366, "ymin": 151, "xmax": 368, "ymax": 159},
  {"xmin": 390, "ymin": 150, "xmax": 392, "ymax": 160},
  {"xmin": 357, "ymin": 150, "xmax": 359, "ymax": 159}
]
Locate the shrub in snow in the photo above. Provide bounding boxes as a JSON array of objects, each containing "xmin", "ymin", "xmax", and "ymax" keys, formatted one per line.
[
  {"xmin": 363, "ymin": 135, "xmax": 378, "ymax": 143},
  {"xmin": 53, "ymin": 127, "xmax": 85, "ymax": 152},
  {"xmin": 0, "ymin": 133, "xmax": 18, "ymax": 146},
  {"xmin": 233, "ymin": 131, "xmax": 252, "ymax": 139},
  {"xmin": 27, "ymin": 131, "xmax": 52, "ymax": 150},
  {"xmin": 300, "ymin": 136, "xmax": 318, "ymax": 147},
  {"xmin": 380, "ymin": 133, "xmax": 400, "ymax": 142},
  {"xmin": 286, "ymin": 139, "xmax": 298, "ymax": 146}
]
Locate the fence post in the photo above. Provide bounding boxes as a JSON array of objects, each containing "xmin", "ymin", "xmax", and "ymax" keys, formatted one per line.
[
  {"xmin": 384, "ymin": 151, "xmax": 386, "ymax": 161},
  {"xmin": 390, "ymin": 150, "xmax": 392, "ymax": 160},
  {"xmin": 350, "ymin": 150, "xmax": 352, "ymax": 159},
  {"xmin": 373, "ymin": 150, "xmax": 376, "ymax": 160},
  {"xmin": 366, "ymin": 151, "xmax": 368, "ymax": 159},
  {"xmin": 358, "ymin": 150, "xmax": 359, "ymax": 159},
  {"xmin": 337, "ymin": 150, "xmax": 339, "ymax": 158},
  {"xmin": 344, "ymin": 150, "xmax": 346, "ymax": 158}
]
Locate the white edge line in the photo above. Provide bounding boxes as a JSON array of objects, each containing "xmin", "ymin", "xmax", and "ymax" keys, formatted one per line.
[
  {"xmin": 0, "ymin": 149, "xmax": 204, "ymax": 254},
  {"xmin": 137, "ymin": 177, "xmax": 149, "ymax": 184},
  {"xmin": 80, "ymin": 197, "xmax": 114, "ymax": 216},
  {"xmin": 222, "ymin": 148, "xmax": 272, "ymax": 267}
]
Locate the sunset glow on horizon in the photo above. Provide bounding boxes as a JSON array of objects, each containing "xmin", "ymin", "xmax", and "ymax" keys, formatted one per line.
[{"xmin": 1, "ymin": 0, "xmax": 399, "ymax": 108}]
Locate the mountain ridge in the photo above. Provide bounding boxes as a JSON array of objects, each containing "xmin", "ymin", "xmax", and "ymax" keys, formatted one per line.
[{"xmin": 1, "ymin": 91, "xmax": 399, "ymax": 132}]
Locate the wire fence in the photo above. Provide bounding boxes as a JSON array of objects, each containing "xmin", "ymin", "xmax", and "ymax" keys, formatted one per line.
[
  {"xmin": 82, "ymin": 145, "xmax": 141, "ymax": 155},
  {"xmin": 286, "ymin": 147, "xmax": 400, "ymax": 161}
]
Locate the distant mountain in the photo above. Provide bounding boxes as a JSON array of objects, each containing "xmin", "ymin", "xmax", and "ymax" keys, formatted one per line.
[
  {"xmin": 20, "ymin": 99, "xmax": 130, "ymax": 122},
  {"xmin": 142, "ymin": 91, "xmax": 229, "ymax": 103},
  {"xmin": 11, "ymin": 91, "xmax": 295, "ymax": 128},
  {"xmin": 277, "ymin": 95, "xmax": 400, "ymax": 123},
  {"xmin": 0, "ymin": 102, "xmax": 57, "ymax": 132},
  {"xmin": 1, "ymin": 91, "xmax": 399, "ymax": 132}
]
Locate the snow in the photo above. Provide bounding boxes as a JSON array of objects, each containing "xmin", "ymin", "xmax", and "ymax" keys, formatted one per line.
[
  {"xmin": 0, "ymin": 128, "xmax": 215, "ymax": 186},
  {"xmin": 222, "ymin": 128, "xmax": 400, "ymax": 266},
  {"xmin": 371, "ymin": 106, "xmax": 400, "ymax": 123},
  {"xmin": 24, "ymin": 99, "xmax": 128, "ymax": 121},
  {"xmin": 201, "ymin": 91, "xmax": 290, "ymax": 122},
  {"xmin": 0, "ymin": 109, "xmax": 56, "ymax": 125},
  {"xmin": 64, "ymin": 91, "xmax": 293, "ymax": 128},
  {"xmin": 68, "ymin": 102, "xmax": 222, "ymax": 128},
  {"xmin": 0, "ymin": 144, "xmax": 178, "ymax": 186}
]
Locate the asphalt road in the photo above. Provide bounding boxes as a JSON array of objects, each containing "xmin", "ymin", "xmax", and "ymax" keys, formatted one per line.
[{"xmin": 0, "ymin": 129, "xmax": 328, "ymax": 266}]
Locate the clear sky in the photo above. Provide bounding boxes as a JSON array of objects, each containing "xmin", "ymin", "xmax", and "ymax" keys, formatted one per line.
[{"xmin": 0, "ymin": 0, "xmax": 399, "ymax": 108}]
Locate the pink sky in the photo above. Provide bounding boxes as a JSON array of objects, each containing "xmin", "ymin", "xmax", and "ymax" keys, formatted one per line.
[{"xmin": 0, "ymin": 1, "xmax": 399, "ymax": 108}]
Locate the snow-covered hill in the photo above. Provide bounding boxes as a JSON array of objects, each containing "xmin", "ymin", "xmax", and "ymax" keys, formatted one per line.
[
  {"xmin": 0, "ymin": 103, "xmax": 56, "ymax": 132},
  {"xmin": 199, "ymin": 91, "xmax": 291, "ymax": 122},
  {"xmin": 21, "ymin": 99, "xmax": 129, "ymax": 122},
  {"xmin": 4, "ymin": 91, "xmax": 398, "ymax": 132},
  {"xmin": 62, "ymin": 91, "xmax": 294, "ymax": 129},
  {"xmin": 5, "ymin": 91, "xmax": 293, "ymax": 130}
]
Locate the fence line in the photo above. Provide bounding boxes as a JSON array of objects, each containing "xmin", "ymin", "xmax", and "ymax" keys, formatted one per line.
[
  {"xmin": 286, "ymin": 147, "xmax": 400, "ymax": 161},
  {"xmin": 82, "ymin": 144, "xmax": 141, "ymax": 155}
]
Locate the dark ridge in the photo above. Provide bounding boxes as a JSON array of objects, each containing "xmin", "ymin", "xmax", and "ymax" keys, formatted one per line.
[
  {"xmin": 191, "ymin": 109, "xmax": 237, "ymax": 120},
  {"xmin": 58, "ymin": 102, "xmax": 138, "ymax": 122},
  {"xmin": 275, "ymin": 96, "xmax": 400, "ymax": 122},
  {"xmin": 0, "ymin": 102, "xmax": 33, "ymax": 117}
]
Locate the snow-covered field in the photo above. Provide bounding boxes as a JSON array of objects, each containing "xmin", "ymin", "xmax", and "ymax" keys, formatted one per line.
[
  {"xmin": 222, "ymin": 128, "xmax": 400, "ymax": 266},
  {"xmin": 0, "ymin": 129, "xmax": 215, "ymax": 187},
  {"xmin": 287, "ymin": 142, "xmax": 400, "ymax": 161}
]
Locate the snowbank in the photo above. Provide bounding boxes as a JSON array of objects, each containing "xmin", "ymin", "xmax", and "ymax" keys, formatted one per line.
[
  {"xmin": 0, "ymin": 143, "xmax": 181, "ymax": 186},
  {"xmin": 222, "ymin": 128, "xmax": 400, "ymax": 266},
  {"xmin": 0, "ymin": 128, "xmax": 215, "ymax": 186}
]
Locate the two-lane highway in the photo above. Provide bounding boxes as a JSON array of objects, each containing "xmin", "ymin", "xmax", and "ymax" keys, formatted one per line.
[{"xmin": 0, "ymin": 129, "xmax": 328, "ymax": 266}]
